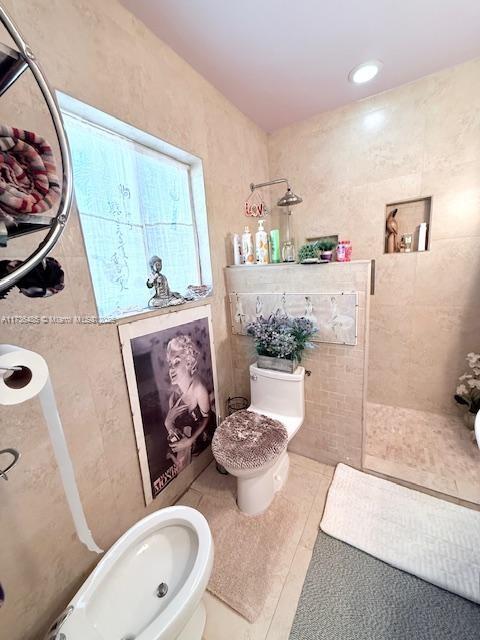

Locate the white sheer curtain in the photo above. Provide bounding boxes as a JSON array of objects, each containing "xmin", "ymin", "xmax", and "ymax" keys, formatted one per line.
[{"xmin": 63, "ymin": 113, "xmax": 200, "ymax": 319}]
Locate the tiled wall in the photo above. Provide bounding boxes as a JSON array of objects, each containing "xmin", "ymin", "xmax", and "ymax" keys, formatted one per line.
[
  {"xmin": 225, "ymin": 261, "xmax": 371, "ymax": 467},
  {"xmin": 0, "ymin": 1, "xmax": 268, "ymax": 638},
  {"xmin": 267, "ymin": 58, "xmax": 480, "ymax": 417}
]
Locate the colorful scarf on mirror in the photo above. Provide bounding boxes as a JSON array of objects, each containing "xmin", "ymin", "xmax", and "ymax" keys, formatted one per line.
[{"xmin": 0, "ymin": 125, "xmax": 60, "ymax": 220}]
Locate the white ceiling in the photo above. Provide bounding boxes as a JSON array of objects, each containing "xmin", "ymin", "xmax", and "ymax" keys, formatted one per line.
[{"xmin": 121, "ymin": 0, "xmax": 480, "ymax": 132}]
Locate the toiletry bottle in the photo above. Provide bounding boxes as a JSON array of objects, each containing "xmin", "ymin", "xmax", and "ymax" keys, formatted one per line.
[
  {"xmin": 345, "ymin": 240, "xmax": 352, "ymax": 262},
  {"xmin": 255, "ymin": 219, "xmax": 269, "ymax": 265},
  {"xmin": 336, "ymin": 240, "xmax": 346, "ymax": 262},
  {"xmin": 242, "ymin": 226, "xmax": 255, "ymax": 265},
  {"xmin": 270, "ymin": 229, "xmax": 281, "ymax": 263},
  {"xmin": 233, "ymin": 233, "xmax": 242, "ymax": 265},
  {"xmin": 417, "ymin": 222, "xmax": 427, "ymax": 251}
]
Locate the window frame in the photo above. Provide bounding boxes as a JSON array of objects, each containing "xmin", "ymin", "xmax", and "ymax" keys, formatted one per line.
[{"xmin": 57, "ymin": 91, "xmax": 212, "ymax": 321}]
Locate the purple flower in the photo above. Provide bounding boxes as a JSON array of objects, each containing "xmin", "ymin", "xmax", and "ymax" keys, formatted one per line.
[{"xmin": 246, "ymin": 314, "xmax": 316, "ymax": 361}]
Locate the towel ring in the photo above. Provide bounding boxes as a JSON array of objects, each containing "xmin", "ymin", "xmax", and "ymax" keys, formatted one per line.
[
  {"xmin": 0, "ymin": 6, "xmax": 73, "ymax": 294},
  {"xmin": 0, "ymin": 447, "xmax": 20, "ymax": 480}
]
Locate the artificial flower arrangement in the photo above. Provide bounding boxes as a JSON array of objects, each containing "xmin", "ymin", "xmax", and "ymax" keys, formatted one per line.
[
  {"xmin": 297, "ymin": 243, "xmax": 319, "ymax": 263},
  {"xmin": 454, "ymin": 352, "xmax": 480, "ymax": 429},
  {"xmin": 246, "ymin": 313, "xmax": 316, "ymax": 363}
]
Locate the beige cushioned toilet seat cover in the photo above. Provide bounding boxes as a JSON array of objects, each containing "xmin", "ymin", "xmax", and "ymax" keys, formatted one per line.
[{"xmin": 212, "ymin": 409, "xmax": 288, "ymax": 470}]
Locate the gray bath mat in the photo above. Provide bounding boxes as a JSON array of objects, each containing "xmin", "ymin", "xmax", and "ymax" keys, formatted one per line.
[{"xmin": 289, "ymin": 531, "xmax": 480, "ymax": 639}]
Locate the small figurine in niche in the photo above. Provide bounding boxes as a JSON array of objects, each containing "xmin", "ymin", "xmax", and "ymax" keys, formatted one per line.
[
  {"xmin": 146, "ymin": 255, "xmax": 185, "ymax": 308},
  {"xmin": 386, "ymin": 208, "xmax": 399, "ymax": 253},
  {"xmin": 402, "ymin": 233, "xmax": 413, "ymax": 253}
]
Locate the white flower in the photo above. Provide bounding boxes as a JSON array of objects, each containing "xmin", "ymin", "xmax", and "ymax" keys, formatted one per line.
[
  {"xmin": 459, "ymin": 373, "xmax": 472, "ymax": 381},
  {"xmin": 467, "ymin": 379, "xmax": 480, "ymax": 389},
  {"xmin": 467, "ymin": 352, "xmax": 480, "ymax": 367},
  {"xmin": 473, "ymin": 368, "xmax": 480, "ymax": 376},
  {"xmin": 456, "ymin": 384, "xmax": 468, "ymax": 396}
]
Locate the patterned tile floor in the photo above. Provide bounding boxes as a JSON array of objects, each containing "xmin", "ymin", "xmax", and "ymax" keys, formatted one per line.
[{"xmin": 365, "ymin": 402, "xmax": 480, "ymax": 505}]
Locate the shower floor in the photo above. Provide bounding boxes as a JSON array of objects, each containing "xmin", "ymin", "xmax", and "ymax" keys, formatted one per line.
[{"xmin": 364, "ymin": 402, "xmax": 480, "ymax": 506}]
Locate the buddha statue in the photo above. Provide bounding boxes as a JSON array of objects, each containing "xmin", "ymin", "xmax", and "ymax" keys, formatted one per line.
[{"xmin": 146, "ymin": 255, "xmax": 185, "ymax": 308}]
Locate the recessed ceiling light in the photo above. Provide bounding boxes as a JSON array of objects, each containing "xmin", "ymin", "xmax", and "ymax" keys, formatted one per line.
[{"xmin": 348, "ymin": 60, "xmax": 383, "ymax": 84}]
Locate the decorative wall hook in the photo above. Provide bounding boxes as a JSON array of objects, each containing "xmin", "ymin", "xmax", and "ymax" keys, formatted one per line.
[
  {"xmin": 255, "ymin": 296, "xmax": 262, "ymax": 318},
  {"xmin": 234, "ymin": 293, "xmax": 246, "ymax": 325}
]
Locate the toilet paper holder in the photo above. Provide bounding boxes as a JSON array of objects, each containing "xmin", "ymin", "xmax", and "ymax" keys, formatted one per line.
[{"xmin": 0, "ymin": 448, "xmax": 20, "ymax": 480}]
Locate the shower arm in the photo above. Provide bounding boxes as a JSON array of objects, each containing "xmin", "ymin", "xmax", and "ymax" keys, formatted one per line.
[{"xmin": 249, "ymin": 178, "xmax": 290, "ymax": 192}]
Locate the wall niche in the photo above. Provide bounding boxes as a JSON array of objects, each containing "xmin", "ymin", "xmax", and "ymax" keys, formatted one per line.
[{"xmin": 385, "ymin": 196, "xmax": 431, "ymax": 254}]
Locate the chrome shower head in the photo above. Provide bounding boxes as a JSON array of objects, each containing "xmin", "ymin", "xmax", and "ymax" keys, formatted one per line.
[
  {"xmin": 248, "ymin": 178, "xmax": 303, "ymax": 208},
  {"xmin": 277, "ymin": 187, "xmax": 303, "ymax": 207}
]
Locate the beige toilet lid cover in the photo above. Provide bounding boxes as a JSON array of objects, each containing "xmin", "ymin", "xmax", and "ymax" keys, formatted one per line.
[{"xmin": 212, "ymin": 409, "xmax": 288, "ymax": 471}]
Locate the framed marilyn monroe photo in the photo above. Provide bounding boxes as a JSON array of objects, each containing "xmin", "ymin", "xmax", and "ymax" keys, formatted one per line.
[{"xmin": 119, "ymin": 305, "xmax": 219, "ymax": 504}]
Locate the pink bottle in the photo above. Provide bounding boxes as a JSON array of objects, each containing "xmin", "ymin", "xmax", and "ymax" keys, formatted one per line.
[
  {"xmin": 345, "ymin": 240, "xmax": 352, "ymax": 261},
  {"xmin": 336, "ymin": 240, "xmax": 346, "ymax": 262}
]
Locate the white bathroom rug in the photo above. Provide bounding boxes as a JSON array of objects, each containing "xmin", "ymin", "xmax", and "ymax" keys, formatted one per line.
[
  {"xmin": 197, "ymin": 491, "xmax": 300, "ymax": 622},
  {"xmin": 321, "ymin": 464, "xmax": 480, "ymax": 604}
]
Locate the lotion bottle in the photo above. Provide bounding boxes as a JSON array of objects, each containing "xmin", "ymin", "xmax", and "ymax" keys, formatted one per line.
[
  {"xmin": 255, "ymin": 219, "xmax": 269, "ymax": 265},
  {"xmin": 233, "ymin": 233, "xmax": 242, "ymax": 265},
  {"xmin": 242, "ymin": 225, "xmax": 255, "ymax": 265}
]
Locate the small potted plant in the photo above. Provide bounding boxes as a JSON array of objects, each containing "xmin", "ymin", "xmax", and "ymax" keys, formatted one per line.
[
  {"xmin": 454, "ymin": 352, "xmax": 480, "ymax": 433},
  {"xmin": 246, "ymin": 313, "xmax": 316, "ymax": 373},
  {"xmin": 297, "ymin": 243, "xmax": 320, "ymax": 264},
  {"xmin": 316, "ymin": 239, "xmax": 337, "ymax": 262}
]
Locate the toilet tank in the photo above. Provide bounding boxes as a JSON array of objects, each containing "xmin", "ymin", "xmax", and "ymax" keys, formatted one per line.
[{"xmin": 249, "ymin": 363, "xmax": 305, "ymax": 420}]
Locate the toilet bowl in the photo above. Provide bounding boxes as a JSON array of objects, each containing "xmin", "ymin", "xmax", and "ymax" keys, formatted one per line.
[
  {"xmin": 46, "ymin": 506, "xmax": 213, "ymax": 640},
  {"xmin": 214, "ymin": 363, "xmax": 305, "ymax": 515}
]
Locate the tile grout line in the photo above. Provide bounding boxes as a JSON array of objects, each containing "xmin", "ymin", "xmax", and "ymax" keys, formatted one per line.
[
  {"xmin": 297, "ymin": 475, "xmax": 332, "ymax": 552},
  {"xmin": 264, "ymin": 472, "xmax": 328, "ymax": 639}
]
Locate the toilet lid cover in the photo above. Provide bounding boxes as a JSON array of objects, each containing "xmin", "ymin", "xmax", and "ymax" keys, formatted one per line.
[{"xmin": 212, "ymin": 410, "xmax": 288, "ymax": 470}]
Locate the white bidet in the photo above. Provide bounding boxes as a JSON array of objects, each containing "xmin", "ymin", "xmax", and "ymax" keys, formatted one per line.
[{"xmin": 46, "ymin": 506, "xmax": 213, "ymax": 640}]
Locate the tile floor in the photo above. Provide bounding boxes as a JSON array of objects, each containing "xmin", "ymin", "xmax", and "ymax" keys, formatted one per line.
[
  {"xmin": 176, "ymin": 453, "xmax": 334, "ymax": 640},
  {"xmin": 365, "ymin": 402, "xmax": 480, "ymax": 505}
]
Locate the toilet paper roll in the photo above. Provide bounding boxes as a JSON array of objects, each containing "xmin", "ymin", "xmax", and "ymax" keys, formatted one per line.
[
  {"xmin": 0, "ymin": 344, "xmax": 49, "ymax": 404},
  {"xmin": 0, "ymin": 345, "xmax": 103, "ymax": 554}
]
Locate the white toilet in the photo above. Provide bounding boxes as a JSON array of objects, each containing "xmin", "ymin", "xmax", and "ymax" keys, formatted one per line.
[
  {"xmin": 213, "ymin": 363, "xmax": 305, "ymax": 515},
  {"xmin": 45, "ymin": 506, "xmax": 213, "ymax": 640}
]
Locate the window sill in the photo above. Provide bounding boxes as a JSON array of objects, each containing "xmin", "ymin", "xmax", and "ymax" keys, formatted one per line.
[{"xmin": 114, "ymin": 295, "xmax": 215, "ymax": 326}]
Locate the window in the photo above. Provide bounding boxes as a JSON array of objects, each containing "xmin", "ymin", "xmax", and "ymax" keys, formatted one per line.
[{"xmin": 58, "ymin": 93, "xmax": 212, "ymax": 320}]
